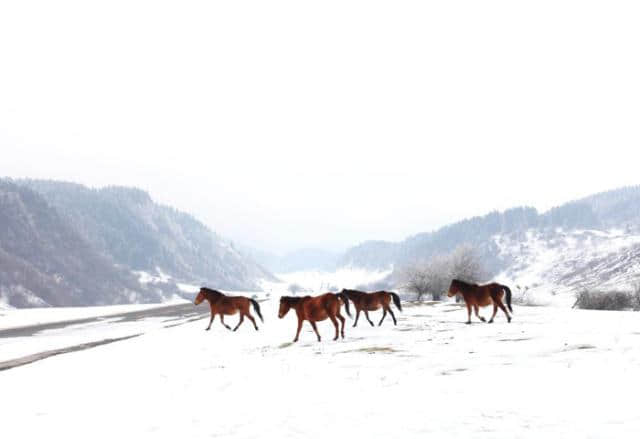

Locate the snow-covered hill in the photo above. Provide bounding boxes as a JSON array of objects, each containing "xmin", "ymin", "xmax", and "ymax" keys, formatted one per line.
[
  {"xmin": 0, "ymin": 179, "xmax": 276, "ymax": 307},
  {"xmin": 495, "ymin": 228, "xmax": 640, "ymax": 305},
  {"xmin": 335, "ymin": 186, "xmax": 640, "ymax": 303}
]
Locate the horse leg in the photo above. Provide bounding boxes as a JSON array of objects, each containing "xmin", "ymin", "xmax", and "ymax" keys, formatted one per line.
[
  {"xmin": 378, "ymin": 308, "xmax": 387, "ymax": 326},
  {"xmin": 387, "ymin": 307, "xmax": 397, "ymax": 325},
  {"xmin": 364, "ymin": 310, "xmax": 375, "ymax": 326},
  {"xmin": 206, "ymin": 313, "xmax": 215, "ymax": 330},
  {"xmin": 353, "ymin": 309, "xmax": 361, "ymax": 327},
  {"xmin": 337, "ymin": 312, "xmax": 346, "ymax": 338},
  {"xmin": 293, "ymin": 318, "xmax": 303, "ymax": 342},
  {"xmin": 474, "ymin": 305, "xmax": 486, "ymax": 323},
  {"xmin": 220, "ymin": 315, "xmax": 232, "ymax": 330},
  {"xmin": 465, "ymin": 303, "xmax": 472, "ymax": 324},
  {"xmin": 232, "ymin": 314, "xmax": 245, "ymax": 331},
  {"xmin": 496, "ymin": 299, "xmax": 512, "ymax": 323},
  {"xmin": 246, "ymin": 313, "xmax": 259, "ymax": 331},
  {"xmin": 310, "ymin": 321, "xmax": 321, "ymax": 342},
  {"xmin": 329, "ymin": 315, "xmax": 340, "ymax": 341},
  {"xmin": 488, "ymin": 303, "xmax": 498, "ymax": 323}
]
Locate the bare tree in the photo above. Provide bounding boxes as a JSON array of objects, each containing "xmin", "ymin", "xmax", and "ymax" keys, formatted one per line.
[
  {"xmin": 449, "ymin": 244, "xmax": 484, "ymax": 283},
  {"xmin": 399, "ymin": 261, "xmax": 430, "ymax": 301},
  {"xmin": 399, "ymin": 255, "xmax": 451, "ymax": 301},
  {"xmin": 399, "ymin": 244, "xmax": 486, "ymax": 301},
  {"xmin": 421, "ymin": 255, "xmax": 451, "ymax": 300}
]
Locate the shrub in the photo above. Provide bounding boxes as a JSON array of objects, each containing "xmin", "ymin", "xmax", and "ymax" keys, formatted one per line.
[
  {"xmin": 511, "ymin": 285, "xmax": 542, "ymax": 306},
  {"xmin": 573, "ymin": 290, "xmax": 635, "ymax": 311}
]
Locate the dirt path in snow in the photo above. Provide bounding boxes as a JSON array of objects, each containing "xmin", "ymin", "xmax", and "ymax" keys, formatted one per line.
[
  {"xmin": 0, "ymin": 303, "xmax": 209, "ymax": 338},
  {"xmin": 0, "ymin": 303, "xmax": 210, "ymax": 371}
]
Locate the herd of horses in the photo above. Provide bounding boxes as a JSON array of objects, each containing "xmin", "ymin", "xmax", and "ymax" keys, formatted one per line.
[{"xmin": 194, "ymin": 279, "xmax": 513, "ymax": 342}]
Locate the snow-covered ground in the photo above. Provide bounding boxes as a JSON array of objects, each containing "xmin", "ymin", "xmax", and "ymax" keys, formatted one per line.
[
  {"xmin": 2, "ymin": 298, "xmax": 639, "ymax": 438},
  {"xmin": 495, "ymin": 228, "xmax": 640, "ymax": 305}
]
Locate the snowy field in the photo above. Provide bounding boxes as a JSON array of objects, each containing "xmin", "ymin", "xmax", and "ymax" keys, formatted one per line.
[{"xmin": 2, "ymin": 298, "xmax": 640, "ymax": 438}]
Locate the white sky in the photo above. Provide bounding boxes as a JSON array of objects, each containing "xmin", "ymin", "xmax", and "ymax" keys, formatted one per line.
[{"xmin": 1, "ymin": 1, "xmax": 639, "ymax": 253}]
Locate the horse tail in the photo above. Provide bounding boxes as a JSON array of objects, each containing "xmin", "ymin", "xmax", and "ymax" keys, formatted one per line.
[
  {"xmin": 390, "ymin": 292, "xmax": 402, "ymax": 312},
  {"xmin": 250, "ymin": 298, "xmax": 264, "ymax": 322},
  {"xmin": 502, "ymin": 285, "xmax": 513, "ymax": 313},
  {"xmin": 337, "ymin": 292, "xmax": 352, "ymax": 317}
]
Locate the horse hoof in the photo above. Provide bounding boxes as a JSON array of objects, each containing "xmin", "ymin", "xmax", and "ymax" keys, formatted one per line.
[
  {"xmin": 205, "ymin": 328, "xmax": 210, "ymax": 331},
  {"xmin": 488, "ymin": 320, "xmax": 494, "ymax": 324},
  {"xmin": 465, "ymin": 321, "xmax": 471, "ymax": 325}
]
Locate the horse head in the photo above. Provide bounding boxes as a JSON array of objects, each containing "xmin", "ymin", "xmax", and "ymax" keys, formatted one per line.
[
  {"xmin": 278, "ymin": 296, "xmax": 295, "ymax": 318},
  {"xmin": 195, "ymin": 287, "xmax": 223, "ymax": 305},
  {"xmin": 194, "ymin": 288, "xmax": 207, "ymax": 305},
  {"xmin": 447, "ymin": 280, "xmax": 461, "ymax": 298}
]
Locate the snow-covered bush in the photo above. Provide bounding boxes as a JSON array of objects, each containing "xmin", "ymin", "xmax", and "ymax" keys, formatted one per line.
[
  {"xmin": 573, "ymin": 290, "xmax": 636, "ymax": 311},
  {"xmin": 633, "ymin": 283, "xmax": 640, "ymax": 311}
]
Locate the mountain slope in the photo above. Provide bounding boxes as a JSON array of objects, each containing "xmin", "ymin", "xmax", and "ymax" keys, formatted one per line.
[
  {"xmin": 0, "ymin": 179, "xmax": 276, "ymax": 308},
  {"xmin": 339, "ymin": 186, "xmax": 640, "ymax": 297},
  {"xmin": 22, "ymin": 180, "xmax": 275, "ymax": 290},
  {"xmin": 495, "ymin": 228, "xmax": 640, "ymax": 304},
  {"xmin": 0, "ymin": 181, "xmax": 169, "ymax": 307}
]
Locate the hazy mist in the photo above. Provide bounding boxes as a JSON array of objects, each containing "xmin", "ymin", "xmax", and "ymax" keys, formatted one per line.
[{"xmin": 2, "ymin": 1, "xmax": 639, "ymax": 253}]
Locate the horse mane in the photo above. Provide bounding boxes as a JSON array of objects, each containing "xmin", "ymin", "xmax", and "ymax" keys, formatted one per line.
[
  {"xmin": 342, "ymin": 289, "xmax": 365, "ymax": 295},
  {"xmin": 452, "ymin": 279, "xmax": 475, "ymax": 287},
  {"xmin": 201, "ymin": 287, "xmax": 224, "ymax": 297},
  {"xmin": 281, "ymin": 296, "xmax": 304, "ymax": 305}
]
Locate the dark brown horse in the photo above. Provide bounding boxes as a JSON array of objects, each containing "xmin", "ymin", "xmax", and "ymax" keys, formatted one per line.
[
  {"xmin": 278, "ymin": 292, "xmax": 351, "ymax": 342},
  {"xmin": 339, "ymin": 289, "xmax": 402, "ymax": 327},
  {"xmin": 194, "ymin": 287, "xmax": 263, "ymax": 331},
  {"xmin": 447, "ymin": 279, "xmax": 512, "ymax": 324}
]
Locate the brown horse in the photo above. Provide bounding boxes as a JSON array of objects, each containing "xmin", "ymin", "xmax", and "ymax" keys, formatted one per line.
[
  {"xmin": 278, "ymin": 292, "xmax": 351, "ymax": 342},
  {"xmin": 340, "ymin": 289, "xmax": 402, "ymax": 327},
  {"xmin": 194, "ymin": 287, "xmax": 263, "ymax": 331},
  {"xmin": 447, "ymin": 279, "xmax": 512, "ymax": 324}
]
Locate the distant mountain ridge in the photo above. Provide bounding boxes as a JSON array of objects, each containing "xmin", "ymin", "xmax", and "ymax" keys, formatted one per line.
[
  {"xmin": 338, "ymin": 186, "xmax": 640, "ymax": 295},
  {"xmin": 0, "ymin": 179, "xmax": 275, "ymax": 308}
]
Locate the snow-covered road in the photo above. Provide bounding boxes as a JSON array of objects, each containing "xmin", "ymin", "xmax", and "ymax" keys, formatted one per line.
[{"xmin": 2, "ymin": 300, "xmax": 639, "ymax": 438}]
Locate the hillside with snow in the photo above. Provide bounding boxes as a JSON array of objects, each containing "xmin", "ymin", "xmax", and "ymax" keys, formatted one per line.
[
  {"xmin": 335, "ymin": 186, "xmax": 640, "ymax": 302},
  {"xmin": 495, "ymin": 228, "xmax": 640, "ymax": 305},
  {"xmin": 0, "ymin": 179, "xmax": 275, "ymax": 308}
]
